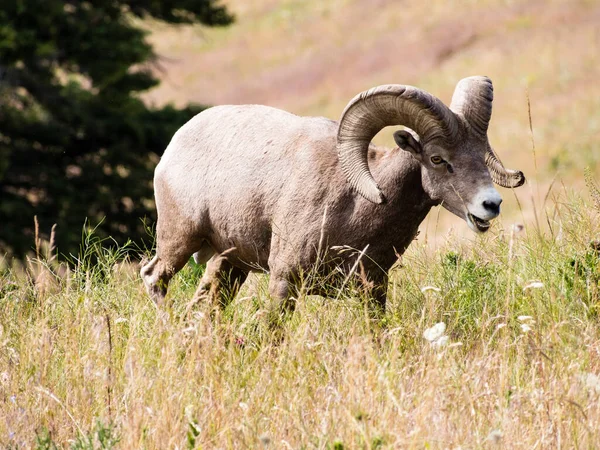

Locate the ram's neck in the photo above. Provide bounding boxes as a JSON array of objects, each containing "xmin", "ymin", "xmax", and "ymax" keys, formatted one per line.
[
  {"xmin": 368, "ymin": 145, "xmax": 432, "ymax": 209},
  {"xmin": 330, "ymin": 144, "xmax": 436, "ymax": 272}
]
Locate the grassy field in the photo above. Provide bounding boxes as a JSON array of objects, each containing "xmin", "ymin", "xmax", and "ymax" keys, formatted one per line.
[
  {"xmin": 2, "ymin": 187, "xmax": 600, "ymax": 448},
  {"xmin": 3, "ymin": 0, "xmax": 600, "ymax": 448}
]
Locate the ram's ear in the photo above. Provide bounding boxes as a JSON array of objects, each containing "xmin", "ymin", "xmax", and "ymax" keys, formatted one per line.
[{"xmin": 393, "ymin": 129, "xmax": 422, "ymax": 156}]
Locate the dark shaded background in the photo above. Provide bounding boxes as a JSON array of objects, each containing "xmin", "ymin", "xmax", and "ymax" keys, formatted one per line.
[{"xmin": 0, "ymin": 0, "xmax": 233, "ymax": 258}]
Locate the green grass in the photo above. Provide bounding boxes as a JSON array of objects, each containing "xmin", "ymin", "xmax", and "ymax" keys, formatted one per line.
[{"xmin": 1, "ymin": 191, "xmax": 599, "ymax": 448}]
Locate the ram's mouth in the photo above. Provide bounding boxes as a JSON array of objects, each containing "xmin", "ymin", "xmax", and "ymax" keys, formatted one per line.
[{"xmin": 467, "ymin": 213, "xmax": 491, "ymax": 233}]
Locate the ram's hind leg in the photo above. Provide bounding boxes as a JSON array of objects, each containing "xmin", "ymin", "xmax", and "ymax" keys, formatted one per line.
[
  {"xmin": 141, "ymin": 251, "xmax": 194, "ymax": 304},
  {"xmin": 192, "ymin": 249, "xmax": 248, "ymax": 307},
  {"xmin": 141, "ymin": 227, "xmax": 202, "ymax": 304}
]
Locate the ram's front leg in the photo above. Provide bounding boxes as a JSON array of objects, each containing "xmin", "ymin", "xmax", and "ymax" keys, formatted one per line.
[
  {"xmin": 369, "ymin": 272, "xmax": 389, "ymax": 313},
  {"xmin": 267, "ymin": 236, "xmax": 301, "ymax": 331},
  {"xmin": 267, "ymin": 233, "xmax": 299, "ymax": 309},
  {"xmin": 268, "ymin": 269, "xmax": 297, "ymax": 313},
  {"xmin": 192, "ymin": 249, "xmax": 248, "ymax": 308},
  {"xmin": 357, "ymin": 268, "xmax": 389, "ymax": 318}
]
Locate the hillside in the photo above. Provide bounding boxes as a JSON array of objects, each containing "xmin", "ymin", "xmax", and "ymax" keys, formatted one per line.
[{"xmin": 144, "ymin": 0, "xmax": 600, "ymax": 241}]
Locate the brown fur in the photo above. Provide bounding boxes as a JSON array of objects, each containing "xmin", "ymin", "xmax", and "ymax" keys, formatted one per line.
[{"xmin": 141, "ymin": 103, "xmax": 504, "ymax": 309}]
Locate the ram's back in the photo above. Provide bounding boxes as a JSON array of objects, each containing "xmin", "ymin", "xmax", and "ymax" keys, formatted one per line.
[{"xmin": 153, "ymin": 105, "xmax": 343, "ymax": 264}]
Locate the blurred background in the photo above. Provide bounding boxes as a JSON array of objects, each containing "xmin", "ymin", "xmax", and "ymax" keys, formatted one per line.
[{"xmin": 2, "ymin": 0, "xmax": 599, "ymax": 259}]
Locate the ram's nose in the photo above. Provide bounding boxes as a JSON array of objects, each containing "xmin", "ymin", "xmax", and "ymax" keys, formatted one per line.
[
  {"xmin": 482, "ymin": 198, "xmax": 502, "ymax": 216},
  {"xmin": 470, "ymin": 187, "xmax": 502, "ymax": 220}
]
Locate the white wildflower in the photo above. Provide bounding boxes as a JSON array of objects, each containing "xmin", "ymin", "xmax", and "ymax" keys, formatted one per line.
[
  {"xmin": 423, "ymin": 322, "xmax": 446, "ymax": 342},
  {"xmin": 431, "ymin": 335, "xmax": 449, "ymax": 347},
  {"xmin": 579, "ymin": 372, "xmax": 600, "ymax": 394},
  {"xmin": 421, "ymin": 286, "xmax": 441, "ymax": 294},
  {"xmin": 423, "ymin": 322, "xmax": 456, "ymax": 348},
  {"xmin": 517, "ymin": 315, "xmax": 534, "ymax": 322},
  {"xmin": 518, "ymin": 316, "xmax": 535, "ymax": 332},
  {"xmin": 239, "ymin": 402, "xmax": 249, "ymax": 412},
  {"xmin": 523, "ymin": 281, "xmax": 544, "ymax": 291},
  {"xmin": 496, "ymin": 323, "xmax": 507, "ymax": 330},
  {"xmin": 520, "ymin": 323, "xmax": 533, "ymax": 333},
  {"xmin": 115, "ymin": 317, "xmax": 128, "ymax": 324}
]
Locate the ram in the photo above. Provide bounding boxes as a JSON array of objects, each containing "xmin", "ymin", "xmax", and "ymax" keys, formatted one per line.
[{"xmin": 141, "ymin": 76, "xmax": 524, "ymax": 309}]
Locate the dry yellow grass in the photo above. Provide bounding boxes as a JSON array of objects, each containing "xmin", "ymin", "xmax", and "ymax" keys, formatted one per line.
[
  {"xmin": 2, "ymin": 1, "xmax": 600, "ymax": 448},
  {"xmin": 1, "ymin": 190, "xmax": 600, "ymax": 448}
]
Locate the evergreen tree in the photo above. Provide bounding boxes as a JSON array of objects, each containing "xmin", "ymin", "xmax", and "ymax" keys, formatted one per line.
[{"xmin": 0, "ymin": 0, "xmax": 233, "ymax": 257}]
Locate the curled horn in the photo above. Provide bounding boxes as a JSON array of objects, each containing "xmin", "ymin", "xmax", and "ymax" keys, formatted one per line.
[
  {"xmin": 450, "ymin": 76, "xmax": 525, "ymax": 188},
  {"xmin": 337, "ymin": 84, "xmax": 458, "ymax": 203},
  {"xmin": 485, "ymin": 146, "xmax": 526, "ymax": 188}
]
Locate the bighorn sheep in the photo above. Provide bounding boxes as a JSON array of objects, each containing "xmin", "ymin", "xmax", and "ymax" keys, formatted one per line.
[{"xmin": 141, "ymin": 76, "xmax": 524, "ymax": 309}]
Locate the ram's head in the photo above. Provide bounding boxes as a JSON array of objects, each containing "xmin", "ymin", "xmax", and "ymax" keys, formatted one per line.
[{"xmin": 337, "ymin": 76, "xmax": 525, "ymax": 232}]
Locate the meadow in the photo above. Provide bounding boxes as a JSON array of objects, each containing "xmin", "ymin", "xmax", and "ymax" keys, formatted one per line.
[
  {"xmin": 1, "ymin": 182, "xmax": 600, "ymax": 448},
  {"xmin": 2, "ymin": 0, "xmax": 600, "ymax": 447}
]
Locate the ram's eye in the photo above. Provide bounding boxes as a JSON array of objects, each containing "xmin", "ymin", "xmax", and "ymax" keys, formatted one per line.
[{"xmin": 430, "ymin": 156, "xmax": 444, "ymax": 165}]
